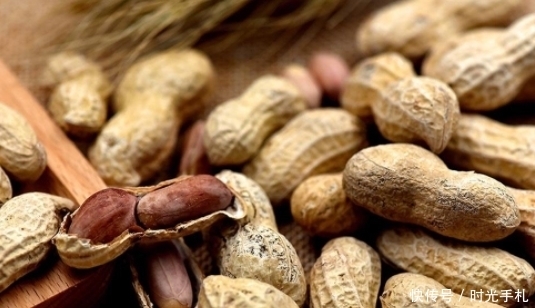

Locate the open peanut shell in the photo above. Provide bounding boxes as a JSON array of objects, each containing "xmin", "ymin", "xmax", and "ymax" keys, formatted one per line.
[
  {"xmin": 52, "ymin": 176, "xmax": 246, "ymax": 269},
  {"xmin": 129, "ymin": 238, "xmax": 204, "ymax": 308}
]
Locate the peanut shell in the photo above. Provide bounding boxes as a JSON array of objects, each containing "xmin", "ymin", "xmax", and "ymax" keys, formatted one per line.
[
  {"xmin": 0, "ymin": 102, "xmax": 47, "ymax": 182},
  {"xmin": 377, "ymin": 227, "xmax": 535, "ymax": 306},
  {"xmin": 53, "ymin": 176, "xmax": 246, "ymax": 269},
  {"xmin": 0, "ymin": 166, "xmax": 11, "ymax": 205},
  {"xmin": 204, "ymin": 75, "xmax": 307, "ymax": 166},
  {"xmin": 211, "ymin": 223, "xmax": 307, "ymax": 307},
  {"xmin": 243, "ymin": 108, "xmax": 368, "ymax": 205},
  {"xmin": 310, "ymin": 237, "xmax": 381, "ymax": 308},
  {"xmin": 0, "ymin": 193, "xmax": 77, "ymax": 293},
  {"xmin": 215, "ymin": 170, "xmax": 278, "ymax": 231},
  {"xmin": 343, "ymin": 143, "xmax": 519, "ymax": 242},
  {"xmin": 197, "ymin": 275, "xmax": 299, "ymax": 308}
]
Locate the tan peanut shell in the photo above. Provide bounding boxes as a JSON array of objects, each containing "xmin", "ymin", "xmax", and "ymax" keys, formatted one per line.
[
  {"xmin": 425, "ymin": 13, "xmax": 535, "ymax": 111},
  {"xmin": 290, "ymin": 173, "xmax": 368, "ymax": 237},
  {"xmin": 197, "ymin": 275, "xmax": 299, "ymax": 308},
  {"xmin": 0, "ymin": 166, "xmax": 12, "ymax": 205},
  {"xmin": 215, "ymin": 170, "xmax": 278, "ymax": 231},
  {"xmin": 0, "ymin": 102, "xmax": 47, "ymax": 182},
  {"xmin": 243, "ymin": 108, "xmax": 368, "ymax": 205},
  {"xmin": 204, "ymin": 75, "xmax": 307, "ymax": 166},
  {"xmin": 356, "ymin": 0, "xmax": 521, "ymax": 59},
  {"xmin": 310, "ymin": 237, "xmax": 381, "ymax": 308},
  {"xmin": 90, "ymin": 49, "xmax": 214, "ymax": 186},
  {"xmin": 422, "ymin": 28, "xmax": 503, "ymax": 78},
  {"xmin": 211, "ymin": 223, "xmax": 307, "ymax": 307},
  {"xmin": 343, "ymin": 143, "xmax": 519, "ymax": 242},
  {"xmin": 0, "ymin": 193, "xmax": 77, "ymax": 293},
  {"xmin": 508, "ymin": 187, "xmax": 535, "ymax": 259},
  {"xmin": 381, "ymin": 273, "xmax": 503, "ymax": 308},
  {"xmin": 341, "ymin": 52, "xmax": 415, "ymax": 119},
  {"xmin": 45, "ymin": 52, "xmax": 112, "ymax": 138},
  {"xmin": 130, "ymin": 238, "xmax": 204, "ymax": 308},
  {"xmin": 442, "ymin": 114, "xmax": 535, "ymax": 189},
  {"xmin": 377, "ymin": 227, "xmax": 535, "ymax": 306},
  {"xmin": 53, "ymin": 176, "xmax": 246, "ymax": 269},
  {"xmin": 373, "ymin": 76, "xmax": 460, "ymax": 153}
]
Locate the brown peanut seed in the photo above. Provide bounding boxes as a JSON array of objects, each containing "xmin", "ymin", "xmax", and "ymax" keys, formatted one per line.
[
  {"xmin": 68, "ymin": 188, "xmax": 141, "ymax": 244},
  {"xmin": 179, "ymin": 120, "xmax": 212, "ymax": 176},
  {"xmin": 137, "ymin": 175, "xmax": 234, "ymax": 229},
  {"xmin": 308, "ymin": 52, "xmax": 350, "ymax": 100}
]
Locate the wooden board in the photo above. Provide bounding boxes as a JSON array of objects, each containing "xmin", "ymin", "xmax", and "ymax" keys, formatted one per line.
[{"xmin": 0, "ymin": 60, "xmax": 112, "ymax": 307}]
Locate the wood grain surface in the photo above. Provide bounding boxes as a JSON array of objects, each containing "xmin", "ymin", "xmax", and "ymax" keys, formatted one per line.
[{"xmin": 0, "ymin": 60, "xmax": 112, "ymax": 307}]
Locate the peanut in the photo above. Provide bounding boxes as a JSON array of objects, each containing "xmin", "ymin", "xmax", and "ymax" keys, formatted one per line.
[
  {"xmin": 137, "ymin": 175, "xmax": 234, "ymax": 229},
  {"xmin": 211, "ymin": 223, "xmax": 307, "ymax": 307},
  {"xmin": 308, "ymin": 52, "xmax": 350, "ymax": 100},
  {"xmin": 197, "ymin": 275, "xmax": 299, "ymax": 308},
  {"xmin": 0, "ymin": 167, "xmax": 11, "ymax": 205},
  {"xmin": 281, "ymin": 64, "xmax": 322, "ymax": 109},
  {"xmin": 204, "ymin": 75, "xmax": 306, "ymax": 166},
  {"xmin": 0, "ymin": 102, "xmax": 47, "ymax": 182},
  {"xmin": 356, "ymin": 0, "xmax": 521, "ymax": 59},
  {"xmin": 381, "ymin": 273, "xmax": 503, "ymax": 308},
  {"xmin": 442, "ymin": 114, "xmax": 535, "ymax": 189},
  {"xmin": 342, "ymin": 52, "xmax": 459, "ymax": 153},
  {"xmin": 290, "ymin": 173, "xmax": 368, "ymax": 237},
  {"xmin": 309, "ymin": 237, "xmax": 381, "ymax": 308},
  {"xmin": 215, "ymin": 170, "xmax": 278, "ymax": 231},
  {"xmin": 0, "ymin": 193, "xmax": 77, "ymax": 293},
  {"xmin": 243, "ymin": 108, "xmax": 368, "ymax": 205},
  {"xmin": 68, "ymin": 175, "xmax": 233, "ymax": 243},
  {"xmin": 507, "ymin": 187, "xmax": 535, "ymax": 259},
  {"xmin": 341, "ymin": 52, "xmax": 415, "ymax": 120},
  {"xmin": 44, "ymin": 52, "xmax": 112, "ymax": 138},
  {"xmin": 55, "ymin": 175, "xmax": 245, "ymax": 269},
  {"xmin": 142, "ymin": 241, "xmax": 193, "ymax": 308},
  {"xmin": 343, "ymin": 143, "xmax": 519, "ymax": 242},
  {"xmin": 424, "ymin": 13, "xmax": 535, "ymax": 111},
  {"xmin": 179, "ymin": 120, "xmax": 212, "ymax": 176},
  {"xmin": 89, "ymin": 49, "xmax": 214, "ymax": 186},
  {"xmin": 377, "ymin": 227, "xmax": 535, "ymax": 306}
]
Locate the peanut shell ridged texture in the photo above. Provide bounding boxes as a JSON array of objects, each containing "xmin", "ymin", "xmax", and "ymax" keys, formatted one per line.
[
  {"xmin": 243, "ymin": 108, "xmax": 368, "ymax": 205},
  {"xmin": 442, "ymin": 114, "xmax": 535, "ymax": 190},
  {"xmin": 373, "ymin": 77, "xmax": 460, "ymax": 153},
  {"xmin": 0, "ymin": 193, "xmax": 77, "ymax": 293},
  {"xmin": 90, "ymin": 49, "xmax": 214, "ymax": 186},
  {"xmin": 377, "ymin": 227, "xmax": 535, "ymax": 306},
  {"xmin": 45, "ymin": 52, "xmax": 112, "ymax": 138},
  {"xmin": 0, "ymin": 167, "xmax": 12, "ymax": 205},
  {"xmin": 422, "ymin": 28, "xmax": 503, "ymax": 78},
  {"xmin": 356, "ymin": 0, "xmax": 521, "ymax": 59},
  {"xmin": 215, "ymin": 170, "xmax": 278, "ymax": 231},
  {"xmin": 341, "ymin": 52, "xmax": 415, "ymax": 119},
  {"xmin": 381, "ymin": 273, "xmax": 503, "ymax": 308},
  {"xmin": 343, "ymin": 143, "xmax": 519, "ymax": 242},
  {"xmin": 113, "ymin": 49, "xmax": 215, "ymax": 116},
  {"xmin": 89, "ymin": 97, "xmax": 180, "ymax": 186},
  {"xmin": 198, "ymin": 275, "xmax": 299, "ymax": 308},
  {"xmin": 426, "ymin": 13, "xmax": 535, "ymax": 111},
  {"xmin": 310, "ymin": 237, "xmax": 381, "ymax": 308},
  {"xmin": 204, "ymin": 75, "xmax": 307, "ymax": 166},
  {"xmin": 214, "ymin": 223, "xmax": 306, "ymax": 307},
  {"xmin": 290, "ymin": 173, "xmax": 367, "ymax": 237},
  {"xmin": 0, "ymin": 103, "xmax": 46, "ymax": 182}
]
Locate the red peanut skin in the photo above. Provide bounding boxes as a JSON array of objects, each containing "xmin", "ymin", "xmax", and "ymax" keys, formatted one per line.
[
  {"xmin": 179, "ymin": 120, "xmax": 212, "ymax": 176},
  {"xmin": 136, "ymin": 175, "xmax": 234, "ymax": 229},
  {"xmin": 309, "ymin": 52, "xmax": 350, "ymax": 100},
  {"xmin": 68, "ymin": 188, "xmax": 141, "ymax": 243},
  {"xmin": 144, "ymin": 242, "xmax": 193, "ymax": 308}
]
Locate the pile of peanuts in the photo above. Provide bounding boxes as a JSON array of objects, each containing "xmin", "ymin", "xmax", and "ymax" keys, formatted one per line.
[{"xmin": 4, "ymin": 0, "xmax": 535, "ymax": 307}]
